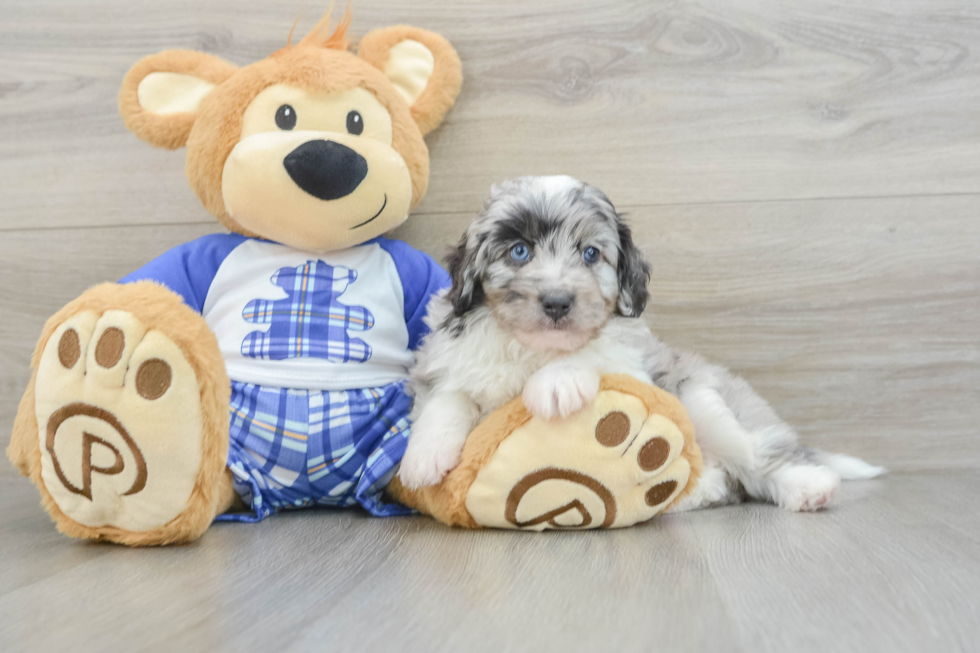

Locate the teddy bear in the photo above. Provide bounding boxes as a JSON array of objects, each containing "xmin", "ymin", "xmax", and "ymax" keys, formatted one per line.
[{"xmin": 7, "ymin": 8, "xmax": 702, "ymax": 545}]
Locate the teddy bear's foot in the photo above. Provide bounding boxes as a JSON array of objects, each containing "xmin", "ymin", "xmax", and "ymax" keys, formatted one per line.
[
  {"xmin": 11, "ymin": 283, "xmax": 235, "ymax": 545},
  {"xmin": 465, "ymin": 385, "xmax": 694, "ymax": 530}
]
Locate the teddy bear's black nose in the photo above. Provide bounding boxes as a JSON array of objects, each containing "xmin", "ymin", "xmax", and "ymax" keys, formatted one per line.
[{"xmin": 283, "ymin": 140, "xmax": 368, "ymax": 201}]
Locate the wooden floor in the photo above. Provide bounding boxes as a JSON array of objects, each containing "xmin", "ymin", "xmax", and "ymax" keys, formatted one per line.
[
  {"xmin": 1, "ymin": 0, "xmax": 979, "ymax": 650},
  {"xmin": 2, "ymin": 472, "xmax": 979, "ymax": 653}
]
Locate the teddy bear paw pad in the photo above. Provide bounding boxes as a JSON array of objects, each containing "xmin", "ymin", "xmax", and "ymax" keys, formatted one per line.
[
  {"xmin": 34, "ymin": 310, "xmax": 205, "ymax": 532},
  {"xmin": 464, "ymin": 389, "xmax": 691, "ymax": 530}
]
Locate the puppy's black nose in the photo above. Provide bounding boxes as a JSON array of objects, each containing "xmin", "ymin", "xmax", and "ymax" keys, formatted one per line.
[
  {"xmin": 540, "ymin": 293, "xmax": 574, "ymax": 321},
  {"xmin": 283, "ymin": 140, "xmax": 368, "ymax": 201}
]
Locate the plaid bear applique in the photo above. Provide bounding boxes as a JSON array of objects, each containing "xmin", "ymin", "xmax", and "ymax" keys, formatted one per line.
[{"xmin": 241, "ymin": 260, "xmax": 375, "ymax": 362}]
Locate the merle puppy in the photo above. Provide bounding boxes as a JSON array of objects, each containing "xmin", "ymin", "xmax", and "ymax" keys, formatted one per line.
[{"xmin": 398, "ymin": 176, "xmax": 883, "ymax": 511}]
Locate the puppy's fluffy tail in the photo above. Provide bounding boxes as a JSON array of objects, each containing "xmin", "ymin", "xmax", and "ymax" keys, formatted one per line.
[{"xmin": 805, "ymin": 447, "xmax": 887, "ymax": 480}]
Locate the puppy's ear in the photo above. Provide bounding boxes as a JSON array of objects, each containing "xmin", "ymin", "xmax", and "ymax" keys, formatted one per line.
[
  {"xmin": 445, "ymin": 231, "xmax": 484, "ymax": 319},
  {"xmin": 616, "ymin": 220, "xmax": 650, "ymax": 317},
  {"xmin": 358, "ymin": 26, "xmax": 462, "ymax": 135},
  {"xmin": 118, "ymin": 50, "xmax": 238, "ymax": 150}
]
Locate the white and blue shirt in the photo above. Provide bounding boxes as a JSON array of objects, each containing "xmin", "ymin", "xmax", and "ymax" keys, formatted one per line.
[{"xmin": 122, "ymin": 234, "xmax": 449, "ymax": 391}]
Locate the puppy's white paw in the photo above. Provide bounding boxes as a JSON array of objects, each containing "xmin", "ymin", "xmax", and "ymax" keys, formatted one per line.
[
  {"xmin": 397, "ymin": 442, "xmax": 461, "ymax": 490},
  {"xmin": 398, "ymin": 395, "xmax": 478, "ymax": 490},
  {"xmin": 398, "ymin": 430, "xmax": 465, "ymax": 490},
  {"xmin": 522, "ymin": 365, "xmax": 600, "ymax": 420},
  {"xmin": 776, "ymin": 465, "xmax": 841, "ymax": 512}
]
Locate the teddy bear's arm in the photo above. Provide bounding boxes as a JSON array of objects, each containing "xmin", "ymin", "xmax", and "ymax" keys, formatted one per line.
[
  {"xmin": 373, "ymin": 237, "xmax": 451, "ymax": 351},
  {"xmin": 119, "ymin": 233, "xmax": 249, "ymax": 313}
]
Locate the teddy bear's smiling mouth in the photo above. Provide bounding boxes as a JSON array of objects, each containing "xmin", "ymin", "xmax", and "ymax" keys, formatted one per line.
[{"xmin": 349, "ymin": 194, "xmax": 387, "ymax": 230}]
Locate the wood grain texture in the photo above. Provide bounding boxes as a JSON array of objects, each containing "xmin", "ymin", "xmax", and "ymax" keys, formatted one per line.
[
  {"xmin": 2, "ymin": 473, "xmax": 979, "ymax": 652},
  {"xmin": 2, "ymin": 0, "xmax": 980, "ymax": 649},
  {"xmin": 691, "ymin": 474, "xmax": 980, "ymax": 653},
  {"xmin": 2, "ymin": 0, "xmax": 980, "ymax": 229}
]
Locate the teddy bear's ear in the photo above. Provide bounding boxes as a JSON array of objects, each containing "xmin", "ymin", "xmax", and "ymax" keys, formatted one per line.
[
  {"xmin": 358, "ymin": 26, "xmax": 462, "ymax": 135},
  {"xmin": 118, "ymin": 50, "xmax": 238, "ymax": 150}
]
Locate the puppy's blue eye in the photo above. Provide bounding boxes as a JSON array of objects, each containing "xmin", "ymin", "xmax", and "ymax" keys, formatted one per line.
[
  {"xmin": 583, "ymin": 246, "xmax": 600, "ymax": 264},
  {"xmin": 510, "ymin": 243, "xmax": 530, "ymax": 263}
]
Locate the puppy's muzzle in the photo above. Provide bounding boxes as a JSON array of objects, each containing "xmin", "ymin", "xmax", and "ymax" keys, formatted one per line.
[
  {"xmin": 283, "ymin": 140, "xmax": 368, "ymax": 201},
  {"xmin": 540, "ymin": 293, "xmax": 574, "ymax": 321}
]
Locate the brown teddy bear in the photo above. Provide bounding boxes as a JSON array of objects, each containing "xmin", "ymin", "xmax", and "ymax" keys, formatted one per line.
[{"xmin": 7, "ymin": 9, "xmax": 701, "ymax": 545}]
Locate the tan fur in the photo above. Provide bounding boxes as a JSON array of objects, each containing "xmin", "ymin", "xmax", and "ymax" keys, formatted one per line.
[
  {"xmin": 358, "ymin": 26, "xmax": 463, "ymax": 136},
  {"xmin": 14, "ymin": 10, "xmax": 464, "ymax": 543},
  {"xmin": 388, "ymin": 374, "xmax": 703, "ymax": 527},
  {"xmin": 14, "ymin": 10, "xmax": 462, "ymax": 545},
  {"xmin": 118, "ymin": 50, "xmax": 238, "ymax": 150},
  {"xmin": 8, "ymin": 282, "xmax": 235, "ymax": 545},
  {"xmin": 297, "ymin": 2, "xmax": 352, "ymax": 50},
  {"xmin": 118, "ymin": 13, "xmax": 461, "ymax": 239},
  {"xmin": 184, "ymin": 44, "xmax": 432, "ymax": 238}
]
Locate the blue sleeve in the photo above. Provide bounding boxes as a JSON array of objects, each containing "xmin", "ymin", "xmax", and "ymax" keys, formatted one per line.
[
  {"xmin": 374, "ymin": 237, "xmax": 451, "ymax": 350},
  {"xmin": 120, "ymin": 233, "xmax": 247, "ymax": 313}
]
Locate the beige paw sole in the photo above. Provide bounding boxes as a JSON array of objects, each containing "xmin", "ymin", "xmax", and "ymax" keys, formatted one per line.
[
  {"xmin": 466, "ymin": 389, "xmax": 691, "ymax": 530},
  {"xmin": 34, "ymin": 310, "xmax": 205, "ymax": 532}
]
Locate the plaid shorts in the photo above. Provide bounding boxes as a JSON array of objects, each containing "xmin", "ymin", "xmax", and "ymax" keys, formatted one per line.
[{"xmin": 214, "ymin": 380, "xmax": 414, "ymax": 523}]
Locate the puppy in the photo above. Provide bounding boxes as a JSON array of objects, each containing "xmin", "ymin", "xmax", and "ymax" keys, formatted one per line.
[{"xmin": 398, "ymin": 176, "xmax": 884, "ymax": 511}]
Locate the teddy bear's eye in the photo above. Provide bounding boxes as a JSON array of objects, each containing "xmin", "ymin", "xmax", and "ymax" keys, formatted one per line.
[
  {"xmin": 346, "ymin": 110, "xmax": 364, "ymax": 135},
  {"xmin": 275, "ymin": 104, "xmax": 296, "ymax": 130}
]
